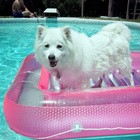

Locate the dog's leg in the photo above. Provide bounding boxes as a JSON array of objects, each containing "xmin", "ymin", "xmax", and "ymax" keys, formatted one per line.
[{"xmin": 50, "ymin": 74, "xmax": 61, "ymax": 91}]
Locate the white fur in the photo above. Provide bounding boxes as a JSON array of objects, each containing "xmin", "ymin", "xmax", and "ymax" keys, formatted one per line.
[{"xmin": 34, "ymin": 22, "xmax": 133, "ymax": 89}]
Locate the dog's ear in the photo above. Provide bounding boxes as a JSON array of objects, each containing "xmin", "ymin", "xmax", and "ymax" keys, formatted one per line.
[
  {"xmin": 62, "ymin": 26, "xmax": 71, "ymax": 41},
  {"xmin": 37, "ymin": 25, "xmax": 46, "ymax": 39}
]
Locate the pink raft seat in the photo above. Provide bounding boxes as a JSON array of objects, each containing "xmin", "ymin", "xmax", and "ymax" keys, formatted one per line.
[{"xmin": 4, "ymin": 52, "xmax": 140, "ymax": 139}]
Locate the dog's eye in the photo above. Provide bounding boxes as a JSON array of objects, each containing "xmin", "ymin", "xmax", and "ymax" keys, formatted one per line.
[
  {"xmin": 57, "ymin": 45, "xmax": 62, "ymax": 49},
  {"xmin": 45, "ymin": 44, "xmax": 49, "ymax": 48}
]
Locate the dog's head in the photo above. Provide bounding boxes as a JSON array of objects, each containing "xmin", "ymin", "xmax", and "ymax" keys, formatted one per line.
[{"xmin": 34, "ymin": 25, "xmax": 72, "ymax": 71}]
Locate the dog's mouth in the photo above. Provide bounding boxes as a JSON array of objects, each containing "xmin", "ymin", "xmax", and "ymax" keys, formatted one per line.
[{"xmin": 49, "ymin": 60, "xmax": 58, "ymax": 67}]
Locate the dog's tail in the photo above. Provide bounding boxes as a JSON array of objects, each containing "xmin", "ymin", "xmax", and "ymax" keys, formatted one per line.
[{"xmin": 102, "ymin": 22, "xmax": 131, "ymax": 41}]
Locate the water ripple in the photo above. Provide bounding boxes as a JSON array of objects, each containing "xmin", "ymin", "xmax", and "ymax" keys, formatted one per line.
[{"xmin": 0, "ymin": 22, "xmax": 140, "ymax": 140}]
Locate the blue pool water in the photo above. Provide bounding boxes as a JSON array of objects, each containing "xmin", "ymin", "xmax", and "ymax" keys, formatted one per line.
[{"xmin": 0, "ymin": 18, "xmax": 140, "ymax": 140}]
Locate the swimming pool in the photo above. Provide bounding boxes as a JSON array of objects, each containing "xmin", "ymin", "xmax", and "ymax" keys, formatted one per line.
[{"xmin": 0, "ymin": 18, "xmax": 140, "ymax": 140}]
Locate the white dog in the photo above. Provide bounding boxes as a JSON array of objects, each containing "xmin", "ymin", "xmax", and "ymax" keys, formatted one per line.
[{"xmin": 34, "ymin": 22, "xmax": 133, "ymax": 89}]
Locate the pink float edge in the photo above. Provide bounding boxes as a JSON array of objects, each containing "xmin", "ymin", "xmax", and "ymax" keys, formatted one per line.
[{"xmin": 3, "ymin": 52, "xmax": 140, "ymax": 139}]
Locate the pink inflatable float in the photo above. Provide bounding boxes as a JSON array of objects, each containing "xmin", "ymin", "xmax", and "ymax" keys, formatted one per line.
[{"xmin": 4, "ymin": 52, "xmax": 140, "ymax": 139}]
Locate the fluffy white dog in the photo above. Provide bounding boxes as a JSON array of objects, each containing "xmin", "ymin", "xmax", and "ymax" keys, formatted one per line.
[{"xmin": 34, "ymin": 22, "xmax": 133, "ymax": 89}]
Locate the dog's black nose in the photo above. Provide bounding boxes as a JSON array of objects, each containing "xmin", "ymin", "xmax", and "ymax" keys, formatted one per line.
[{"xmin": 48, "ymin": 54, "xmax": 55, "ymax": 61}]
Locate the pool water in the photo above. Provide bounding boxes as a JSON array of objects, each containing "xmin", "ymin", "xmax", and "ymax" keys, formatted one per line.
[{"xmin": 0, "ymin": 19, "xmax": 140, "ymax": 140}]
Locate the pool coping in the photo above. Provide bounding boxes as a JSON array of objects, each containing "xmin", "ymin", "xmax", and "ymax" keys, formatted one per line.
[
  {"xmin": 0, "ymin": 17, "xmax": 139, "ymax": 24},
  {"xmin": 0, "ymin": 17, "xmax": 140, "ymax": 29}
]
